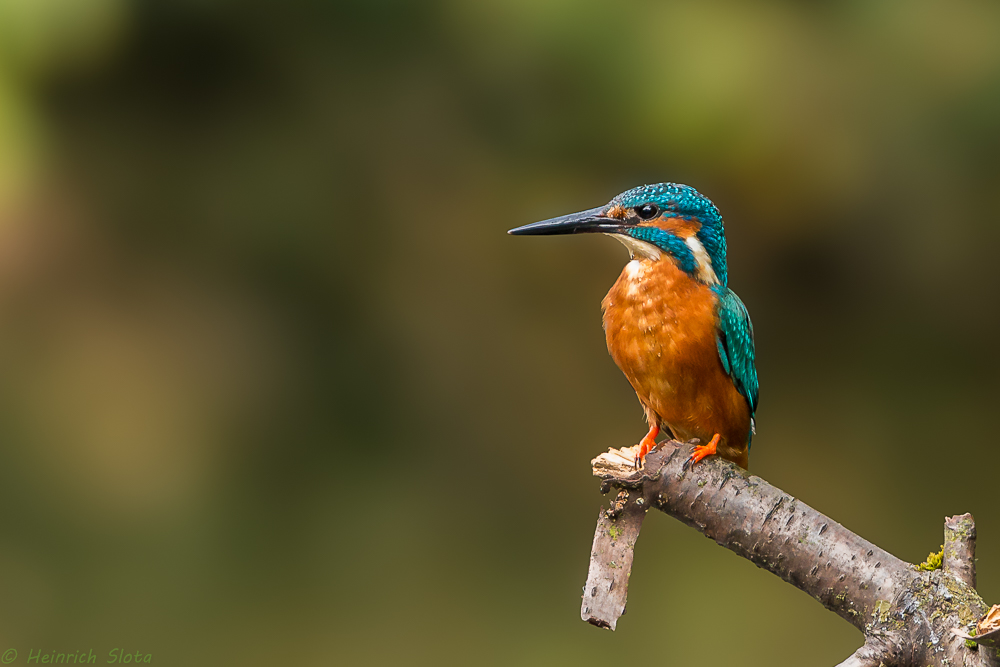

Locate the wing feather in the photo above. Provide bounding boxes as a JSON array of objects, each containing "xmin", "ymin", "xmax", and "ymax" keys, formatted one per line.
[{"xmin": 714, "ymin": 287, "xmax": 759, "ymax": 423}]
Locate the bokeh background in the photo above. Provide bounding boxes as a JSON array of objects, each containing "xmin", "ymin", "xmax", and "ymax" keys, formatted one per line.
[{"xmin": 0, "ymin": 0, "xmax": 998, "ymax": 665}]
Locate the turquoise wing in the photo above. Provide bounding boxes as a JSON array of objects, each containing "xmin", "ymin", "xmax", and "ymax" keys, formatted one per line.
[{"xmin": 713, "ymin": 287, "xmax": 759, "ymax": 438}]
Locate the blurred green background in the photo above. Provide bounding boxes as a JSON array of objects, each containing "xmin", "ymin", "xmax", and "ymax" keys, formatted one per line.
[{"xmin": 0, "ymin": 0, "xmax": 998, "ymax": 664}]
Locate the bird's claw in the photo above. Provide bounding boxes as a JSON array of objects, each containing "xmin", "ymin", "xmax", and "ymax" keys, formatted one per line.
[
  {"xmin": 685, "ymin": 433, "xmax": 721, "ymax": 470},
  {"xmin": 633, "ymin": 442, "xmax": 659, "ymax": 470},
  {"xmin": 631, "ymin": 423, "xmax": 659, "ymax": 470}
]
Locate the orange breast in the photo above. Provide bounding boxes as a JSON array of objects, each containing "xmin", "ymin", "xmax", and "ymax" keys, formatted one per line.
[{"xmin": 602, "ymin": 258, "xmax": 751, "ymax": 466}]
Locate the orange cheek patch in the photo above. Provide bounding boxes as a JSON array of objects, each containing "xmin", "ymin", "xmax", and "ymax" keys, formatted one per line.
[{"xmin": 653, "ymin": 217, "xmax": 701, "ymax": 238}]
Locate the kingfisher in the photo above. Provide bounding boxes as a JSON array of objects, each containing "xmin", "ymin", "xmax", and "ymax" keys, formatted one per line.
[{"xmin": 509, "ymin": 183, "xmax": 758, "ymax": 469}]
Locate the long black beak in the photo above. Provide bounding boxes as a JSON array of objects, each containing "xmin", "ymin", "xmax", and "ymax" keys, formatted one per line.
[{"xmin": 507, "ymin": 206, "xmax": 621, "ymax": 236}]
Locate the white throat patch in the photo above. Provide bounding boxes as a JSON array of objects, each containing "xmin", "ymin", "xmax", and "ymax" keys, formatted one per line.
[{"xmin": 607, "ymin": 233, "xmax": 662, "ymax": 261}]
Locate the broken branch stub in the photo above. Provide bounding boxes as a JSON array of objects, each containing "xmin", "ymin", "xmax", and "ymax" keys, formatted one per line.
[
  {"xmin": 581, "ymin": 445, "xmax": 656, "ymax": 630},
  {"xmin": 944, "ymin": 512, "xmax": 977, "ymax": 588}
]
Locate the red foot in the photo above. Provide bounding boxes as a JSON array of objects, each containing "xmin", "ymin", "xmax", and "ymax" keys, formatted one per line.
[
  {"xmin": 688, "ymin": 433, "xmax": 720, "ymax": 467},
  {"xmin": 633, "ymin": 423, "xmax": 660, "ymax": 469}
]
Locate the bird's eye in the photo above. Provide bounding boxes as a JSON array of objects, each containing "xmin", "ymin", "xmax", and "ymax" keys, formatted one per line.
[{"xmin": 635, "ymin": 204, "xmax": 659, "ymax": 220}]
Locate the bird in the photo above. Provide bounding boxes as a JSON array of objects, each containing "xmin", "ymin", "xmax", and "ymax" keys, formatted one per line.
[{"xmin": 508, "ymin": 183, "xmax": 758, "ymax": 469}]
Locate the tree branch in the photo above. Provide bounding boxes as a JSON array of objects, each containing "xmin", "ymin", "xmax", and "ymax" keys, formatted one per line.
[{"xmin": 582, "ymin": 439, "xmax": 997, "ymax": 666}]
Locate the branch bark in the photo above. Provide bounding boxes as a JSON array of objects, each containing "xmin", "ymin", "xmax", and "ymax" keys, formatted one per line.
[{"xmin": 582, "ymin": 439, "xmax": 997, "ymax": 667}]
